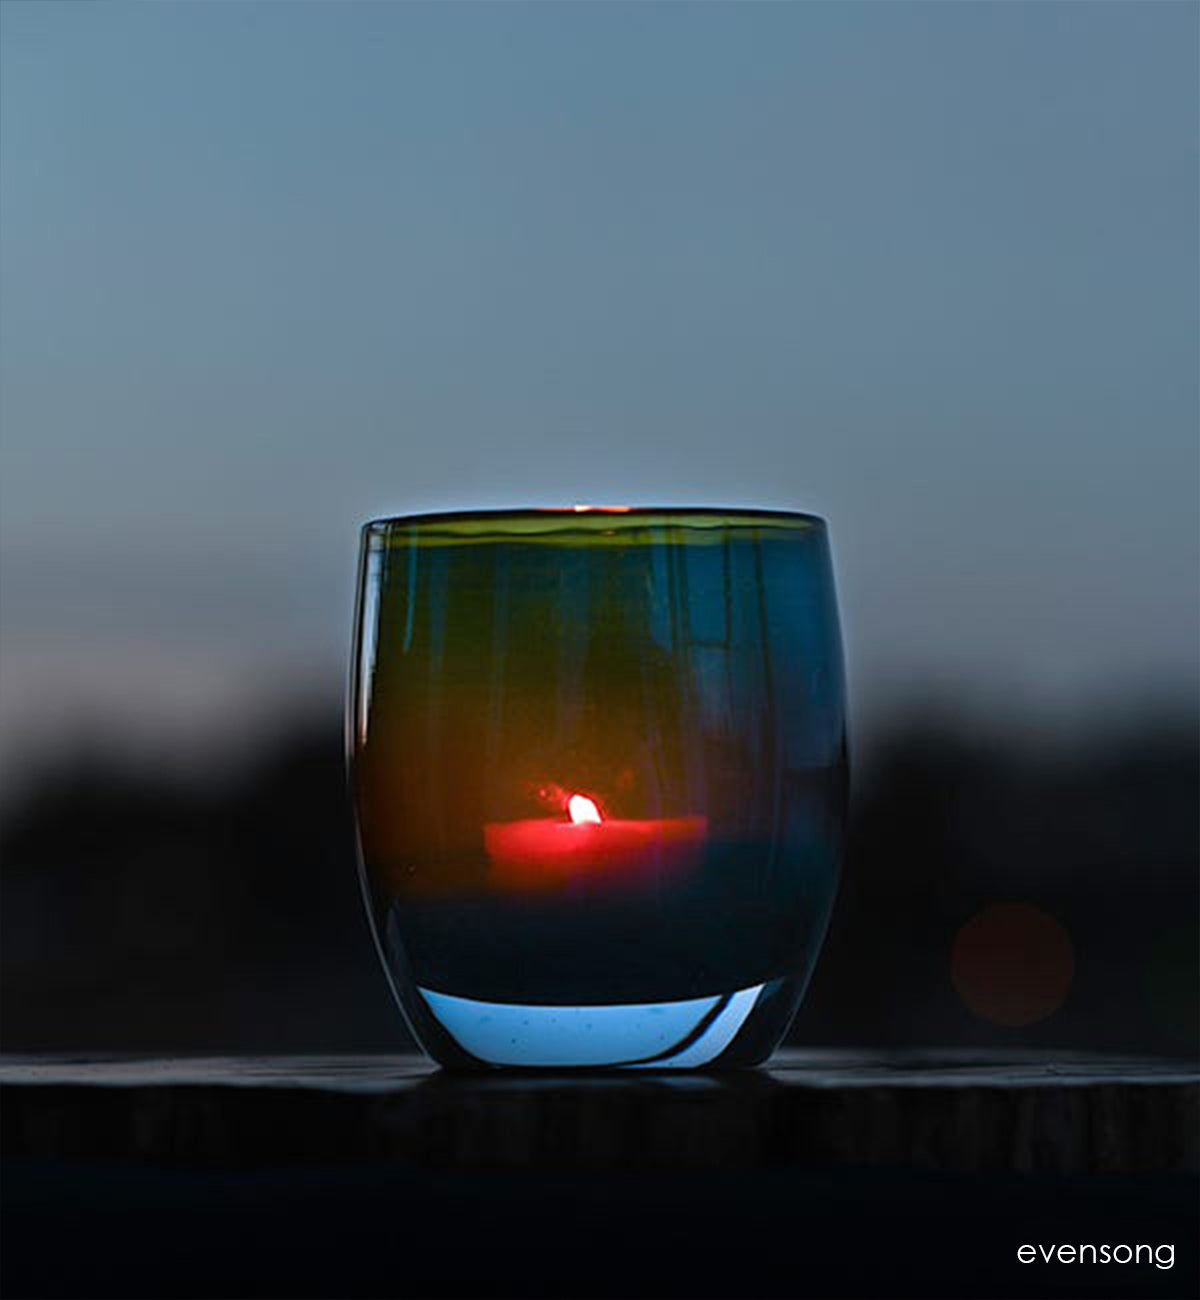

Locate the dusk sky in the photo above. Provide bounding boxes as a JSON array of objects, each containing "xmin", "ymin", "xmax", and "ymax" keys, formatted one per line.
[{"xmin": 1, "ymin": 1, "xmax": 1196, "ymax": 788}]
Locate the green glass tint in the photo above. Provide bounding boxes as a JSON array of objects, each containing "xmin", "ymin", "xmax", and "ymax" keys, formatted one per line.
[{"xmin": 350, "ymin": 508, "xmax": 847, "ymax": 1067}]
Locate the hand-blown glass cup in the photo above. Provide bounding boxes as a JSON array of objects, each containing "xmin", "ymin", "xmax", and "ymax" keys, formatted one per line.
[{"xmin": 349, "ymin": 508, "xmax": 847, "ymax": 1068}]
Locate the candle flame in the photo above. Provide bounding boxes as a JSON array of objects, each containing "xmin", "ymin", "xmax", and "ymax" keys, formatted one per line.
[{"xmin": 567, "ymin": 794, "xmax": 602, "ymax": 825}]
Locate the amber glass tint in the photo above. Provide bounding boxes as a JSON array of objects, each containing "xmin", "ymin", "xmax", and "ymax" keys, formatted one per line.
[{"xmin": 349, "ymin": 509, "xmax": 847, "ymax": 1068}]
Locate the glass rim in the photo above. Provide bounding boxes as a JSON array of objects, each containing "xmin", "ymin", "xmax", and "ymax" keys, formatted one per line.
[{"xmin": 360, "ymin": 505, "xmax": 827, "ymax": 537}]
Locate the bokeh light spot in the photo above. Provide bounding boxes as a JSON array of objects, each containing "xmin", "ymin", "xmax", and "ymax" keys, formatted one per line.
[{"xmin": 952, "ymin": 903, "xmax": 1075, "ymax": 1027}]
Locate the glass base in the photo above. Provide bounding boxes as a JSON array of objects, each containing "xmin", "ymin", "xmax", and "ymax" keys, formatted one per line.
[
  {"xmin": 374, "ymin": 899, "xmax": 825, "ymax": 1069},
  {"xmin": 416, "ymin": 983, "xmax": 768, "ymax": 1068}
]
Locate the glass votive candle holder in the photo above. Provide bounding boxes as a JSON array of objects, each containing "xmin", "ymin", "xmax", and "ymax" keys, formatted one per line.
[{"xmin": 349, "ymin": 508, "xmax": 847, "ymax": 1068}]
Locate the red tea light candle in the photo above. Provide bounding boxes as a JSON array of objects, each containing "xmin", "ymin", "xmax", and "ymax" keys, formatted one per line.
[{"xmin": 485, "ymin": 793, "xmax": 707, "ymax": 891}]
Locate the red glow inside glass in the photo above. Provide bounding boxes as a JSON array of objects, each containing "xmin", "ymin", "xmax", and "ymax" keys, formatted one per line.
[{"xmin": 484, "ymin": 784, "xmax": 707, "ymax": 892}]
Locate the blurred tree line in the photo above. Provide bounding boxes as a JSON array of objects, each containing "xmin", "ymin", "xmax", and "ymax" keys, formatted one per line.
[{"xmin": 1, "ymin": 712, "xmax": 1195, "ymax": 1056}]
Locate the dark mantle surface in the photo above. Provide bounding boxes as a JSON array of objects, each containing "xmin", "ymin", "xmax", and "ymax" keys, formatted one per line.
[{"xmin": 2, "ymin": 1050, "xmax": 1197, "ymax": 1299}]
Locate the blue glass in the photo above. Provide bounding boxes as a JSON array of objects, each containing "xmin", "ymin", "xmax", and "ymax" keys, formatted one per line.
[{"xmin": 349, "ymin": 508, "xmax": 847, "ymax": 1068}]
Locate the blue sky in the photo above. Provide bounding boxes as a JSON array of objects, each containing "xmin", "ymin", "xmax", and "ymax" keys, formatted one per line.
[{"xmin": 1, "ymin": 1, "xmax": 1196, "ymax": 779}]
